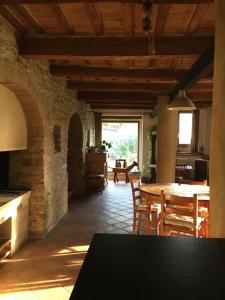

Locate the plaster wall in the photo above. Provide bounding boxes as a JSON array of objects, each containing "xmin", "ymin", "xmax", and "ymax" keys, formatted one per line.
[
  {"xmin": 210, "ymin": 0, "xmax": 225, "ymax": 237},
  {"xmin": 0, "ymin": 85, "xmax": 27, "ymax": 151}
]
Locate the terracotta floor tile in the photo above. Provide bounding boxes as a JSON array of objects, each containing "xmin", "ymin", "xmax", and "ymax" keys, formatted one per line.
[{"xmin": 0, "ymin": 181, "xmax": 144, "ymax": 299}]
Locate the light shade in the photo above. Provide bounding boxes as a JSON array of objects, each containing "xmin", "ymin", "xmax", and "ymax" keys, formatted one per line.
[{"xmin": 167, "ymin": 90, "xmax": 196, "ymax": 111}]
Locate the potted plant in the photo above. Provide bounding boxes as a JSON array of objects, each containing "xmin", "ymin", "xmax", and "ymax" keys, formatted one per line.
[{"xmin": 96, "ymin": 140, "xmax": 112, "ymax": 153}]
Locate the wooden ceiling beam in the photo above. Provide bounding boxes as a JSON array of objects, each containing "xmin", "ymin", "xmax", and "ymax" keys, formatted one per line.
[
  {"xmin": 121, "ymin": 3, "xmax": 135, "ymax": 36},
  {"xmin": 186, "ymin": 4, "xmax": 210, "ymax": 34},
  {"xmin": 68, "ymin": 81, "xmax": 173, "ymax": 91},
  {"xmin": 19, "ymin": 36, "xmax": 213, "ymax": 58},
  {"xmin": 50, "ymin": 4, "xmax": 75, "ymax": 34},
  {"xmin": 52, "ymin": 65, "xmax": 183, "ymax": 80},
  {"xmin": 0, "ymin": 1, "xmax": 214, "ymax": 4},
  {"xmin": 84, "ymin": 3, "xmax": 104, "ymax": 36},
  {"xmin": 86, "ymin": 100, "xmax": 156, "ymax": 105},
  {"xmin": 77, "ymin": 91, "xmax": 158, "ymax": 101},
  {"xmin": 169, "ymin": 43, "xmax": 214, "ymax": 100},
  {"xmin": 90, "ymin": 104, "xmax": 154, "ymax": 110},
  {"xmin": 154, "ymin": 4, "xmax": 171, "ymax": 36},
  {"xmin": 67, "ymin": 80, "xmax": 212, "ymax": 92},
  {"xmin": 77, "ymin": 91, "xmax": 212, "ymax": 102},
  {"xmin": 6, "ymin": 4, "xmax": 44, "ymax": 33},
  {"xmin": 0, "ymin": 5, "xmax": 28, "ymax": 34}
]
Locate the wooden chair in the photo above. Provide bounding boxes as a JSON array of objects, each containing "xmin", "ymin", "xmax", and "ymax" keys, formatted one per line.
[
  {"xmin": 113, "ymin": 161, "xmax": 138, "ymax": 183},
  {"xmin": 179, "ymin": 179, "xmax": 208, "ymax": 186},
  {"xmin": 115, "ymin": 159, "xmax": 127, "ymax": 168},
  {"xmin": 130, "ymin": 178, "xmax": 159, "ymax": 235},
  {"xmin": 160, "ymin": 190, "xmax": 206, "ymax": 237}
]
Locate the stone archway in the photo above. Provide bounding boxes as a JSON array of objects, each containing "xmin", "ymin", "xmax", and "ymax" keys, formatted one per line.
[
  {"xmin": 0, "ymin": 64, "xmax": 45, "ymax": 238},
  {"xmin": 67, "ymin": 113, "xmax": 84, "ymax": 201}
]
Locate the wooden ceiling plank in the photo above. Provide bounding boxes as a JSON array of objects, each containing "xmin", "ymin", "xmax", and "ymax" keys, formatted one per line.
[
  {"xmin": 84, "ymin": 3, "xmax": 104, "ymax": 36},
  {"xmin": 154, "ymin": 4, "xmax": 171, "ymax": 36},
  {"xmin": 169, "ymin": 43, "xmax": 214, "ymax": 100},
  {"xmin": 50, "ymin": 4, "xmax": 75, "ymax": 34},
  {"xmin": 51, "ymin": 65, "xmax": 183, "ymax": 80},
  {"xmin": 186, "ymin": 4, "xmax": 210, "ymax": 34},
  {"xmin": 0, "ymin": 1, "xmax": 214, "ymax": 4},
  {"xmin": 19, "ymin": 36, "xmax": 214, "ymax": 58},
  {"xmin": 0, "ymin": 5, "xmax": 28, "ymax": 34},
  {"xmin": 121, "ymin": 3, "xmax": 135, "ymax": 36}
]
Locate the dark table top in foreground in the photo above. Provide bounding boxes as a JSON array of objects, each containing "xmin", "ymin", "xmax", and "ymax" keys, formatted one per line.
[{"xmin": 70, "ymin": 234, "xmax": 225, "ymax": 300}]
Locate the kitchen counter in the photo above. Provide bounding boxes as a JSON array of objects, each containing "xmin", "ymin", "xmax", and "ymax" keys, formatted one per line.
[
  {"xmin": 0, "ymin": 190, "xmax": 29, "ymax": 206},
  {"xmin": 0, "ymin": 190, "xmax": 31, "ymax": 258}
]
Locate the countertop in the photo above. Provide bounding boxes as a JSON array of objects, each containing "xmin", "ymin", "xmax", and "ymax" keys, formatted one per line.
[{"xmin": 0, "ymin": 190, "xmax": 30, "ymax": 207}]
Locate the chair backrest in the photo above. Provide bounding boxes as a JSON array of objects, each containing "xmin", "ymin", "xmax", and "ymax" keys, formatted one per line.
[
  {"xmin": 187, "ymin": 180, "xmax": 207, "ymax": 186},
  {"xmin": 130, "ymin": 178, "xmax": 141, "ymax": 207},
  {"xmin": 115, "ymin": 159, "xmax": 127, "ymax": 168},
  {"xmin": 161, "ymin": 190, "xmax": 198, "ymax": 235}
]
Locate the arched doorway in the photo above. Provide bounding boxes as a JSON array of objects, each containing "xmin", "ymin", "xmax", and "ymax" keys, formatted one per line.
[{"xmin": 67, "ymin": 113, "xmax": 84, "ymax": 202}]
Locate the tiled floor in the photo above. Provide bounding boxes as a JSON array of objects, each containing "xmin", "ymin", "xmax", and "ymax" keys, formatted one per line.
[{"xmin": 0, "ymin": 181, "xmax": 139, "ymax": 300}]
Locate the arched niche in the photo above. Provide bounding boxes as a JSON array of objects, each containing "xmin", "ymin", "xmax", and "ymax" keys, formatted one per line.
[
  {"xmin": 0, "ymin": 85, "xmax": 27, "ymax": 151},
  {"xmin": 67, "ymin": 113, "xmax": 84, "ymax": 200}
]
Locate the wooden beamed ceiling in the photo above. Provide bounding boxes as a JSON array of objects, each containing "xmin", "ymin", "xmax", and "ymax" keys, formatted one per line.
[
  {"xmin": 0, "ymin": 1, "xmax": 216, "ymax": 110},
  {"xmin": 0, "ymin": 1, "xmax": 214, "ymax": 4}
]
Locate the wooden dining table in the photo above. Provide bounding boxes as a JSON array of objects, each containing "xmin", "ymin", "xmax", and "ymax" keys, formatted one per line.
[{"xmin": 139, "ymin": 183, "xmax": 210, "ymax": 236}]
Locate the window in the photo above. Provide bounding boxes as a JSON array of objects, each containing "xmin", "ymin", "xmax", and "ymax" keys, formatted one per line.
[
  {"xmin": 177, "ymin": 112, "xmax": 198, "ymax": 153},
  {"xmin": 178, "ymin": 113, "xmax": 193, "ymax": 145}
]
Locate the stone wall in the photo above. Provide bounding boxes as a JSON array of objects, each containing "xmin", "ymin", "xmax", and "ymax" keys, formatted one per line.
[{"xmin": 0, "ymin": 16, "xmax": 94, "ymax": 238}]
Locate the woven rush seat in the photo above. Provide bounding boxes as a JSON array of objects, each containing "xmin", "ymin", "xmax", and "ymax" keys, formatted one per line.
[
  {"xmin": 160, "ymin": 190, "xmax": 206, "ymax": 237},
  {"xmin": 165, "ymin": 214, "xmax": 204, "ymax": 230}
]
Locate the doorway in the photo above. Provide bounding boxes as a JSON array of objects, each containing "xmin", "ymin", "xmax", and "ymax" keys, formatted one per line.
[
  {"xmin": 102, "ymin": 122, "xmax": 139, "ymax": 170},
  {"xmin": 67, "ymin": 113, "xmax": 84, "ymax": 201}
]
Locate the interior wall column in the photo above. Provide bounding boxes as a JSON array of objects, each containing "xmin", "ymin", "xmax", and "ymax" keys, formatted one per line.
[
  {"xmin": 95, "ymin": 112, "xmax": 102, "ymax": 145},
  {"xmin": 210, "ymin": 0, "xmax": 225, "ymax": 237},
  {"xmin": 156, "ymin": 95, "xmax": 178, "ymax": 183}
]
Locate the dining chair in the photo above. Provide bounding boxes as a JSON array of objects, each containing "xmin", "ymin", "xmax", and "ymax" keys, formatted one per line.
[
  {"xmin": 160, "ymin": 190, "xmax": 206, "ymax": 237},
  {"xmin": 130, "ymin": 178, "xmax": 159, "ymax": 235}
]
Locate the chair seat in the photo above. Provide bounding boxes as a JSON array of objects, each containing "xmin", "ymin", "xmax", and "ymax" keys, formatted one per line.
[
  {"xmin": 165, "ymin": 214, "xmax": 204, "ymax": 230},
  {"xmin": 135, "ymin": 204, "xmax": 159, "ymax": 213}
]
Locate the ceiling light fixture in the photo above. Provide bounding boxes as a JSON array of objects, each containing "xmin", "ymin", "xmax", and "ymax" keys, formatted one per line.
[
  {"xmin": 167, "ymin": 58, "xmax": 196, "ymax": 111},
  {"xmin": 142, "ymin": 0, "xmax": 155, "ymax": 55},
  {"xmin": 167, "ymin": 90, "xmax": 196, "ymax": 111}
]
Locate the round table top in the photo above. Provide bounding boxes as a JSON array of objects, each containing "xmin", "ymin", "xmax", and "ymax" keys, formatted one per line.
[{"xmin": 139, "ymin": 183, "xmax": 210, "ymax": 201}]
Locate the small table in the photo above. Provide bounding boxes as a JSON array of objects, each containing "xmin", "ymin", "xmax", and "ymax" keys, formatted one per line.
[{"xmin": 70, "ymin": 233, "xmax": 225, "ymax": 300}]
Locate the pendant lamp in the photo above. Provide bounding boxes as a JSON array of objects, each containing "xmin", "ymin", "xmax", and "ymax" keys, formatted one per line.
[{"xmin": 167, "ymin": 90, "xmax": 196, "ymax": 111}]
